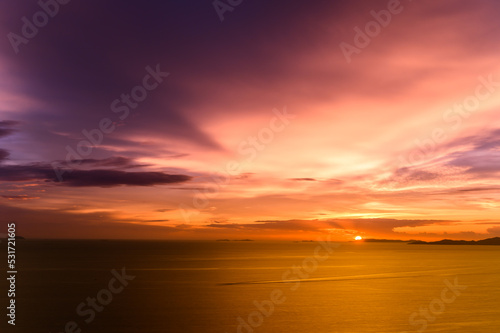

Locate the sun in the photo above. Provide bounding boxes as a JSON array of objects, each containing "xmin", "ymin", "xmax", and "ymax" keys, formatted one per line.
[{"xmin": 354, "ymin": 236, "xmax": 363, "ymax": 241}]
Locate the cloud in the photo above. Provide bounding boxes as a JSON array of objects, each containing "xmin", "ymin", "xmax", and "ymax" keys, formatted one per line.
[
  {"xmin": 0, "ymin": 2, "xmax": 224, "ymax": 152},
  {"xmin": 380, "ymin": 128, "xmax": 500, "ymax": 190},
  {"xmin": 0, "ymin": 164, "xmax": 52, "ymax": 182},
  {"xmin": 0, "ymin": 121, "xmax": 18, "ymax": 138},
  {"xmin": 57, "ymin": 169, "xmax": 191, "ymax": 187},
  {"xmin": 486, "ymin": 227, "xmax": 500, "ymax": 236},
  {"xmin": 456, "ymin": 187, "xmax": 500, "ymax": 193},
  {"xmin": 208, "ymin": 218, "xmax": 441, "ymax": 234},
  {"xmin": 0, "ymin": 163, "xmax": 191, "ymax": 187},
  {"xmin": 379, "ymin": 168, "xmax": 441, "ymax": 188},
  {"xmin": 64, "ymin": 156, "xmax": 149, "ymax": 168},
  {"xmin": 202, "ymin": 218, "xmax": 500, "ymax": 240},
  {"xmin": 446, "ymin": 130, "xmax": 500, "ymax": 176},
  {"xmin": 1, "ymin": 195, "xmax": 39, "ymax": 200},
  {"xmin": 0, "ymin": 149, "xmax": 9, "ymax": 162},
  {"xmin": 141, "ymin": 220, "xmax": 170, "ymax": 223},
  {"xmin": 1, "ymin": 0, "xmax": 500, "ymax": 239},
  {"xmin": 208, "ymin": 219, "xmax": 339, "ymax": 232},
  {"xmin": 0, "ymin": 204, "xmax": 191, "ymax": 239}
]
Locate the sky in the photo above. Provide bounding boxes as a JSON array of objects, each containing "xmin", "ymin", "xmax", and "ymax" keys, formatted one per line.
[{"xmin": 1, "ymin": 0, "xmax": 500, "ymax": 240}]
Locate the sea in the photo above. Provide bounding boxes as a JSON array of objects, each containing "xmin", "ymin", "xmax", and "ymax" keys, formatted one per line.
[{"xmin": 1, "ymin": 240, "xmax": 499, "ymax": 332}]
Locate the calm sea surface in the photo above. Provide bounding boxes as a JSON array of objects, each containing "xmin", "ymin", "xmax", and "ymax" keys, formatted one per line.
[{"xmin": 1, "ymin": 240, "xmax": 499, "ymax": 332}]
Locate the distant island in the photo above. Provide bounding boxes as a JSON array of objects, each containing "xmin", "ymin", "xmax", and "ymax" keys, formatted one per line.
[
  {"xmin": 362, "ymin": 239, "xmax": 411, "ymax": 243},
  {"xmin": 409, "ymin": 237, "xmax": 500, "ymax": 245}
]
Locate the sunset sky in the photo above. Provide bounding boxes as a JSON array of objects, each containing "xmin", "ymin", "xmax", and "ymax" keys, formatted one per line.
[{"xmin": 1, "ymin": 0, "xmax": 500, "ymax": 240}]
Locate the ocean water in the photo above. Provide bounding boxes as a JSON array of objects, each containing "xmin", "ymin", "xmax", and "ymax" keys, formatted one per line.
[{"xmin": 2, "ymin": 240, "xmax": 500, "ymax": 332}]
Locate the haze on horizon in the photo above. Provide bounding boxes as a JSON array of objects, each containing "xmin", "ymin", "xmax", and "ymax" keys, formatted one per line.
[{"xmin": 1, "ymin": 0, "xmax": 500, "ymax": 241}]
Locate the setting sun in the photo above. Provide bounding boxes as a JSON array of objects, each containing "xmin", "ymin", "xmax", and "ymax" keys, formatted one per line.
[{"xmin": 355, "ymin": 236, "xmax": 363, "ymax": 241}]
